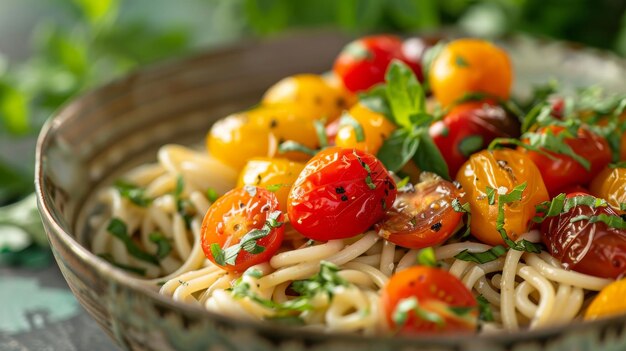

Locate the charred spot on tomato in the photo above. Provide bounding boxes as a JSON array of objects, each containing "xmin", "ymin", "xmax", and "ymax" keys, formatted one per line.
[
  {"xmin": 269, "ymin": 119, "xmax": 278, "ymax": 128},
  {"xmin": 336, "ymin": 97, "xmax": 347, "ymax": 109},
  {"xmin": 431, "ymin": 222, "xmax": 443, "ymax": 232},
  {"xmin": 256, "ymin": 174, "xmax": 262, "ymax": 185},
  {"xmin": 239, "ymin": 202, "xmax": 245, "ymax": 208},
  {"xmin": 341, "ymin": 195, "xmax": 348, "ymax": 202},
  {"xmin": 335, "ymin": 186, "xmax": 346, "ymax": 194}
]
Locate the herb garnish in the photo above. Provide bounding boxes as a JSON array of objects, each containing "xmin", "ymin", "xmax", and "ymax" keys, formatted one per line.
[
  {"xmin": 392, "ymin": 297, "xmax": 445, "ymax": 328},
  {"xmin": 114, "ymin": 180, "xmax": 152, "ymax": 207},
  {"xmin": 491, "ymin": 183, "xmax": 542, "ymax": 253},
  {"xmin": 476, "ymin": 295, "xmax": 494, "ymax": 322},
  {"xmin": 107, "ymin": 218, "xmax": 160, "ymax": 265},
  {"xmin": 416, "ymin": 247, "xmax": 437, "ymax": 267},
  {"xmin": 210, "ymin": 210, "xmax": 283, "ymax": 266},
  {"xmin": 454, "ymin": 245, "xmax": 507, "ymax": 264},
  {"xmin": 148, "ymin": 231, "xmax": 172, "ymax": 259}
]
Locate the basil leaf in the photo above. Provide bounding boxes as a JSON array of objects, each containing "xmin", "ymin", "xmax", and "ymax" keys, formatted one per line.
[
  {"xmin": 411, "ymin": 128, "xmax": 450, "ymax": 180},
  {"xmin": 451, "ymin": 198, "xmax": 472, "ymax": 238},
  {"xmin": 338, "ymin": 113, "xmax": 365, "ymax": 142},
  {"xmin": 358, "ymin": 84, "xmax": 392, "ymax": 120},
  {"xmin": 313, "ymin": 120, "xmax": 328, "ymax": 148},
  {"xmin": 385, "ymin": 60, "xmax": 425, "ymax": 129},
  {"xmin": 416, "ymin": 247, "xmax": 437, "ymax": 267},
  {"xmin": 454, "ymin": 245, "xmax": 507, "ymax": 264},
  {"xmin": 210, "ymin": 243, "xmax": 226, "ymax": 266},
  {"xmin": 206, "ymin": 188, "xmax": 219, "ymax": 202},
  {"xmin": 114, "ymin": 180, "xmax": 152, "ymax": 207},
  {"xmin": 291, "ymin": 261, "xmax": 347, "ymax": 299},
  {"xmin": 107, "ymin": 218, "xmax": 159, "ymax": 265},
  {"xmin": 377, "ymin": 129, "xmax": 419, "ymax": 172},
  {"xmin": 570, "ymin": 213, "xmax": 626, "ymax": 229},
  {"xmin": 148, "ymin": 231, "xmax": 172, "ymax": 259},
  {"xmin": 477, "ymin": 295, "xmax": 494, "ymax": 322},
  {"xmin": 485, "ymin": 186, "xmax": 496, "ymax": 205},
  {"xmin": 278, "ymin": 141, "xmax": 317, "ymax": 156}
]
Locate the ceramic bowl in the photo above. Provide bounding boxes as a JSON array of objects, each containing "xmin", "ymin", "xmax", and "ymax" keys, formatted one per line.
[{"xmin": 35, "ymin": 31, "xmax": 626, "ymax": 351}]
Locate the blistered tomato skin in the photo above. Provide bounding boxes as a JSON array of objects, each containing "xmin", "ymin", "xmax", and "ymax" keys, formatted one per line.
[
  {"xmin": 429, "ymin": 101, "xmax": 521, "ymax": 178},
  {"xmin": 287, "ymin": 147, "xmax": 397, "ymax": 241},
  {"xmin": 429, "ymin": 39, "xmax": 512, "ymax": 107},
  {"xmin": 589, "ymin": 166, "xmax": 626, "ymax": 211},
  {"xmin": 376, "ymin": 174, "xmax": 463, "ymax": 249},
  {"xmin": 541, "ymin": 193, "xmax": 626, "ymax": 279},
  {"xmin": 456, "ymin": 149, "xmax": 549, "ymax": 246},
  {"xmin": 201, "ymin": 187, "xmax": 285, "ymax": 273},
  {"xmin": 521, "ymin": 126, "xmax": 611, "ymax": 196},
  {"xmin": 381, "ymin": 266, "xmax": 477, "ymax": 333}
]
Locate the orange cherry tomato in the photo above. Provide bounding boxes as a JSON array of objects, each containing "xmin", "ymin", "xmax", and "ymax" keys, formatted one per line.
[
  {"xmin": 237, "ymin": 158, "xmax": 305, "ymax": 210},
  {"xmin": 590, "ymin": 166, "xmax": 626, "ymax": 211},
  {"xmin": 335, "ymin": 102, "xmax": 397, "ymax": 155},
  {"xmin": 429, "ymin": 39, "xmax": 512, "ymax": 107},
  {"xmin": 456, "ymin": 149, "xmax": 549, "ymax": 246},
  {"xmin": 201, "ymin": 186, "xmax": 284, "ymax": 273},
  {"xmin": 376, "ymin": 173, "xmax": 463, "ymax": 249},
  {"xmin": 585, "ymin": 278, "xmax": 626, "ymax": 320},
  {"xmin": 381, "ymin": 266, "xmax": 477, "ymax": 334}
]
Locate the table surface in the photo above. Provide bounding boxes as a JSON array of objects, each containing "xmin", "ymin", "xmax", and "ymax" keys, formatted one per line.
[{"xmin": 0, "ymin": 253, "xmax": 121, "ymax": 351}]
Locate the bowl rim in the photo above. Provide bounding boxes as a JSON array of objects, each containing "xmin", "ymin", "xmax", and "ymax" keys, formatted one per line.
[{"xmin": 34, "ymin": 30, "xmax": 626, "ymax": 346}]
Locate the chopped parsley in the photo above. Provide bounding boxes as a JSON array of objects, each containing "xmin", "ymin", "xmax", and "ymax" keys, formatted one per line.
[{"xmin": 113, "ymin": 180, "xmax": 152, "ymax": 207}]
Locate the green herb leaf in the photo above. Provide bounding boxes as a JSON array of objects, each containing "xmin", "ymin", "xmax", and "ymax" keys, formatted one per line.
[
  {"xmin": 396, "ymin": 176, "xmax": 410, "ymax": 189},
  {"xmin": 476, "ymin": 295, "xmax": 494, "ymax": 322},
  {"xmin": 416, "ymin": 247, "xmax": 437, "ymax": 267},
  {"xmin": 377, "ymin": 129, "xmax": 419, "ymax": 172},
  {"xmin": 107, "ymin": 218, "xmax": 159, "ymax": 265},
  {"xmin": 570, "ymin": 213, "xmax": 626, "ymax": 229},
  {"xmin": 454, "ymin": 245, "xmax": 507, "ymax": 264},
  {"xmin": 485, "ymin": 186, "xmax": 496, "ymax": 205},
  {"xmin": 265, "ymin": 183, "xmax": 288, "ymax": 192},
  {"xmin": 148, "ymin": 231, "xmax": 172, "ymax": 259},
  {"xmin": 114, "ymin": 180, "xmax": 152, "ymax": 207},
  {"xmin": 411, "ymin": 128, "xmax": 450, "ymax": 180},
  {"xmin": 313, "ymin": 120, "xmax": 328, "ymax": 148},
  {"xmin": 385, "ymin": 60, "xmax": 426, "ymax": 129},
  {"xmin": 175, "ymin": 175, "xmax": 184, "ymax": 198},
  {"xmin": 206, "ymin": 188, "xmax": 219, "ymax": 202},
  {"xmin": 243, "ymin": 267, "xmax": 263, "ymax": 279},
  {"xmin": 358, "ymin": 84, "xmax": 392, "ymax": 119},
  {"xmin": 210, "ymin": 243, "xmax": 226, "ymax": 266},
  {"xmin": 455, "ymin": 55, "xmax": 469, "ymax": 68},
  {"xmin": 392, "ymin": 296, "xmax": 445, "ymax": 328},
  {"xmin": 458, "ymin": 135, "xmax": 484, "ymax": 157},
  {"xmin": 451, "ymin": 198, "xmax": 472, "ymax": 238},
  {"xmin": 278, "ymin": 140, "xmax": 318, "ymax": 156},
  {"xmin": 354, "ymin": 151, "xmax": 377, "ymax": 190},
  {"xmin": 338, "ymin": 112, "xmax": 365, "ymax": 142},
  {"xmin": 291, "ymin": 261, "xmax": 347, "ymax": 299}
]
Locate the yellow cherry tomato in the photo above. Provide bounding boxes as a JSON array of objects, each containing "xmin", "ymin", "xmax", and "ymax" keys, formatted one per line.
[
  {"xmin": 585, "ymin": 278, "xmax": 626, "ymax": 320},
  {"xmin": 237, "ymin": 158, "xmax": 305, "ymax": 209},
  {"xmin": 324, "ymin": 73, "xmax": 358, "ymax": 109},
  {"xmin": 430, "ymin": 39, "xmax": 513, "ymax": 107},
  {"xmin": 456, "ymin": 149, "xmax": 549, "ymax": 246},
  {"xmin": 246, "ymin": 104, "xmax": 320, "ymax": 162},
  {"xmin": 590, "ymin": 166, "xmax": 626, "ymax": 211},
  {"xmin": 262, "ymin": 74, "xmax": 350, "ymax": 122},
  {"xmin": 207, "ymin": 113, "xmax": 270, "ymax": 170},
  {"xmin": 335, "ymin": 103, "xmax": 397, "ymax": 155}
]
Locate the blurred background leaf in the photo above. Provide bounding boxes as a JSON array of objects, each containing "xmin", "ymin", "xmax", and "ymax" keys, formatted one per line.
[{"xmin": 0, "ymin": 0, "xmax": 624, "ymax": 207}]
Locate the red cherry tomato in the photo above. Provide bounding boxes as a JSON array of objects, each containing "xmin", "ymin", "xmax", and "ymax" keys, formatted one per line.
[
  {"xmin": 376, "ymin": 173, "xmax": 463, "ymax": 249},
  {"xmin": 333, "ymin": 35, "xmax": 423, "ymax": 93},
  {"xmin": 540, "ymin": 193, "xmax": 626, "ymax": 279},
  {"xmin": 381, "ymin": 266, "xmax": 478, "ymax": 334},
  {"xmin": 287, "ymin": 147, "xmax": 397, "ymax": 241},
  {"xmin": 520, "ymin": 126, "xmax": 611, "ymax": 196},
  {"xmin": 430, "ymin": 101, "xmax": 521, "ymax": 178},
  {"xmin": 201, "ymin": 186, "xmax": 285, "ymax": 273}
]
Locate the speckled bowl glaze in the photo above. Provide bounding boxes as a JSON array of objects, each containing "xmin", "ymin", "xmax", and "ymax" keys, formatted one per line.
[{"xmin": 36, "ymin": 31, "xmax": 626, "ymax": 351}]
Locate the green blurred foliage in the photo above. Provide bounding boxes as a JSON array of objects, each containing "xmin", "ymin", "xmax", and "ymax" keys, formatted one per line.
[{"xmin": 0, "ymin": 0, "xmax": 624, "ymax": 206}]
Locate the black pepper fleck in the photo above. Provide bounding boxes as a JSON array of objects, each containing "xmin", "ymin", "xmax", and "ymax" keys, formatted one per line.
[
  {"xmin": 335, "ymin": 186, "xmax": 346, "ymax": 194},
  {"xmin": 341, "ymin": 195, "xmax": 348, "ymax": 201},
  {"xmin": 431, "ymin": 222, "xmax": 442, "ymax": 232}
]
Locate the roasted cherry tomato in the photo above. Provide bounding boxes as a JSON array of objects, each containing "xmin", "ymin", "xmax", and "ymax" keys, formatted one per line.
[
  {"xmin": 246, "ymin": 104, "xmax": 320, "ymax": 162},
  {"xmin": 335, "ymin": 102, "xmax": 397, "ymax": 155},
  {"xmin": 287, "ymin": 147, "xmax": 396, "ymax": 241},
  {"xmin": 520, "ymin": 126, "xmax": 611, "ymax": 196},
  {"xmin": 590, "ymin": 166, "xmax": 626, "ymax": 211},
  {"xmin": 585, "ymin": 278, "xmax": 626, "ymax": 320},
  {"xmin": 381, "ymin": 266, "xmax": 477, "ymax": 334},
  {"xmin": 430, "ymin": 101, "xmax": 521, "ymax": 178},
  {"xmin": 429, "ymin": 39, "xmax": 512, "ymax": 107},
  {"xmin": 333, "ymin": 35, "xmax": 423, "ymax": 93},
  {"xmin": 456, "ymin": 149, "xmax": 549, "ymax": 246},
  {"xmin": 376, "ymin": 173, "xmax": 463, "ymax": 249},
  {"xmin": 201, "ymin": 186, "xmax": 285, "ymax": 273},
  {"xmin": 237, "ymin": 158, "xmax": 305, "ymax": 210},
  {"xmin": 541, "ymin": 193, "xmax": 626, "ymax": 279},
  {"xmin": 207, "ymin": 113, "xmax": 271, "ymax": 170},
  {"xmin": 262, "ymin": 74, "xmax": 349, "ymax": 122}
]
